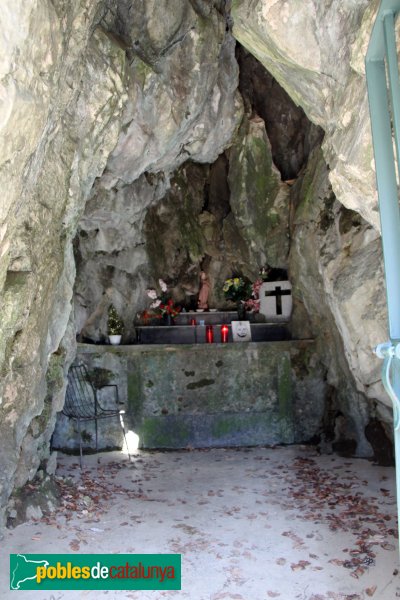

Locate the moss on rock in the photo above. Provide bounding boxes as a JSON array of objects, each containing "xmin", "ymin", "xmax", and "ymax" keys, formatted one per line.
[{"xmin": 228, "ymin": 116, "xmax": 290, "ymax": 268}]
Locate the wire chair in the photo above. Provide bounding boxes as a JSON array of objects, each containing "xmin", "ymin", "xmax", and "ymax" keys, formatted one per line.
[{"xmin": 62, "ymin": 363, "xmax": 130, "ymax": 467}]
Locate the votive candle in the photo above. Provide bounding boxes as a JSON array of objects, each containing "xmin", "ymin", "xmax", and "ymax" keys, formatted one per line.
[{"xmin": 221, "ymin": 325, "xmax": 229, "ymax": 343}]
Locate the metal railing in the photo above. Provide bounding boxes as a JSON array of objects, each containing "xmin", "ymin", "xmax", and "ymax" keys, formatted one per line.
[{"xmin": 366, "ymin": 0, "xmax": 400, "ymax": 552}]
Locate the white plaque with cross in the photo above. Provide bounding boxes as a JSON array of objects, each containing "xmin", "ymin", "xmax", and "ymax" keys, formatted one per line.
[{"xmin": 259, "ymin": 280, "xmax": 292, "ymax": 322}]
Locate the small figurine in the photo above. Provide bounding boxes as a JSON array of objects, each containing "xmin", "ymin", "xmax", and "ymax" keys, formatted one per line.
[{"xmin": 198, "ymin": 271, "xmax": 210, "ymax": 310}]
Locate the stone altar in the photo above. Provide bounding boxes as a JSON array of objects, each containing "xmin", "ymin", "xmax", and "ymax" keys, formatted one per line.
[{"xmin": 52, "ymin": 339, "xmax": 327, "ymax": 452}]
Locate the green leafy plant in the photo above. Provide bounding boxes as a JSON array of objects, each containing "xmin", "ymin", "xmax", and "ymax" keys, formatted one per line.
[
  {"xmin": 222, "ymin": 277, "xmax": 252, "ymax": 303},
  {"xmin": 107, "ymin": 304, "xmax": 124, "ymax": 335}
]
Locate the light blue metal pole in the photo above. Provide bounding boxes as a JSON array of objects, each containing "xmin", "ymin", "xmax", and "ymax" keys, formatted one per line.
[
  {"xmin": 384, "ymin": 12, "xmax": 400, "ymax": 172},
  {"xmin": 376, "ymin": 344, "xmax": 400, "ymax": 552},
  {"xmin": 366, "ymin": 57, "xmax": 400, "ymax": 341},
  {"xmin": 366, "ymin": 0, "xmax": 400, "ymax": 554}
]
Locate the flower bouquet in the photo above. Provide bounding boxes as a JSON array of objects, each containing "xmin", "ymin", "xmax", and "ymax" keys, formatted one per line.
[
  {"xmin": 223, "ymin": 276, "xmax": 252, "ymax": 320},
  {"xmin": 245, "ymin": 279, "xmax": 262, "ymax": 313},
  {"xmin": 222, "ymin": 277, "xmax": 252, "ymax": 303},
  {"xmin": 145, "ymin": 279, "xmax": 181, "ymax": 323}
]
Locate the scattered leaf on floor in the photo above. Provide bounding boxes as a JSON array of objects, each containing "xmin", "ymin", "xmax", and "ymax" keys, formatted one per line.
[{"xmin": 290, "ymin": 560, "xmax": 311, "ymax": 571}]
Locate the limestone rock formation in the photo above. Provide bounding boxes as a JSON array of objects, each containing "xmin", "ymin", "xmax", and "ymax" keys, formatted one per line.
[
  {"xmin": 0, "ymin": 0, "xmax": 244, "ymax": 525},
  {"xmin": 228, "ymin": 115, "xmax": 290, "ymax": 269},
  {"xmin": 0, "ymin": 1, "xmax": 127, "ymax": 527},
  {"xmin": 75, "ymin": 172, "xmax": 170, "ymax": 341},
  {"xmin": 289, "ymin": 148, "xmax": 385, "ymax": 455},
  {"xmin": 232, "ymin": 0, "xmax": 380, "ymax": 229},
  {"xmin": 100, "ymin": 0, "xmax": 243, "ymax": 187},
  {"xmin": 236, "ymin": 45, "xmax": 324, "ymax": 180}
]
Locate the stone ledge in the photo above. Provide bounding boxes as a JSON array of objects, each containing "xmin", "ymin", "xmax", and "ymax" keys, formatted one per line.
[
  {"xmin": 77, "ymin": 339, "xmax": 315, "ymax": 354},
  {"xmin": 139, "ymin": 411, "xmax": 292, "ymax": 449}
]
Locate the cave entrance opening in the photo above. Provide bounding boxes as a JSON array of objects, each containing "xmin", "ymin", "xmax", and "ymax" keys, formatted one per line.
[
  {"xmin": 64, "ymin": 47, "xmax": 331, "ymax": 457},
  {"xmin": 66, "ymin": 37, "xmax": 378, "ymax": 467}
]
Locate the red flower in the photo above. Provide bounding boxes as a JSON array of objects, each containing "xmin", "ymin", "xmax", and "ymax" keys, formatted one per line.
[{"xmin": 252, "ymin": 278, "xmax": 263, "ymax": 298}]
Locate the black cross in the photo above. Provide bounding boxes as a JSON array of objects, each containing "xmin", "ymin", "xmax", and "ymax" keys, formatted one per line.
[{"xmin": 265, "ymin": 286, "xmax": 291, "ymax": 315}]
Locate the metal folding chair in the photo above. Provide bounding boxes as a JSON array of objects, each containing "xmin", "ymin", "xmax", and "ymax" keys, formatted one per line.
[{"xmin": 63, "ymin": 363, "xmax": 130, "ymax": 467}]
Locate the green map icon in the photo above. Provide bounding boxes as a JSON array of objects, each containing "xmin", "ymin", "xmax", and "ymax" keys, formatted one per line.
[
  {"xmin": 9, "ymin": 553, "xmax": 181, "ymax": 590},
  {"xmin": 10, "ymin": 554, "xmax": 49, "ymax": 590}
]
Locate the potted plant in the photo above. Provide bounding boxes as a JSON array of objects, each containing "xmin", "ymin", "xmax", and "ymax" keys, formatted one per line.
[{"xmin": 107, "ymin": 304, "xmax": 124, "ymax": 345}]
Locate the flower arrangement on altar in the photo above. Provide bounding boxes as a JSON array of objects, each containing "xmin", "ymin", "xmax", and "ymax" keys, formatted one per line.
[
  {"xmin": 245, "ymin": 278, "xmax": 262, "ymax": 313},
  {"xmin": 240, "ymin": 266, "xmax": 288, "ymax": 313},
  {"xmin": 222, "ymin": 277, "xmax": 252, "ymax": 303},
  {"xmin": 141, "ymin": 279, "xmax": 181, "ymax": 322}
]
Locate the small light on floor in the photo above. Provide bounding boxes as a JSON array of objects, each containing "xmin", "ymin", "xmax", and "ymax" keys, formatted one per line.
[{"xmin": 121, "ymin": 430, "xmax": 140, "ymax": 454}]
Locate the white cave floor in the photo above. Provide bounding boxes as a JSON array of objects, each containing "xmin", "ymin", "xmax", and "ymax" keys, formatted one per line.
[{"xmin": 1, "ymin": 445, "xmax": 400, "ymax": 600}]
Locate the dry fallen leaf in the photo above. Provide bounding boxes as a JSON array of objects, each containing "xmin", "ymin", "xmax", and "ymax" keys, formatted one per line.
[
  {"xmin": 350, "ymin": 566, "xmax": 365, "ymax": 579},
  {"xmin": 69, "ymin": 539, "xmax": 80, "ymax": 551},
  {"xmin": 365, "ymin": 586, "xmax": 377, "ymax": 597},
  {"xmin": 329, "ymin": 558, "xmax": 344, "ymax": 566},
  {"xmin": 381, "ymin": 542, "xmax": 396, "ymax": 551},
  {"xmin": 290, "ymin": 560, "xmax": 311, "ymax": 571}
]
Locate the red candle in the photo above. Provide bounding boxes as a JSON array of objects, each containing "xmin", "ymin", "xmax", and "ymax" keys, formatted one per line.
[
  {"xmin": 206, "ymin": 325, "xmax": 214, "ymax": 343},
  {"xmin": 221, "ymin": 325, "xmax": 229, "ymax": 343}
]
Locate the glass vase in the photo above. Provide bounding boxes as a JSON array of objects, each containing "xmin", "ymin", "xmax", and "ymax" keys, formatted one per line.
[
  {"xmin": 162, "ymin": 314, "xmax": 174, "ymax": 326},
  {"xmin": 237, "ymin": 301, "xmax": 247, "ymax": 321}
]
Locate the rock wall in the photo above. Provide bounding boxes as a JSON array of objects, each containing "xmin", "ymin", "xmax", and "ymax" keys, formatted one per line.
[
  {"xmin": 0, "ymin": 1, "xmax": 127, "ymax": 528},
  {"xmin": 232, "ymin": 0, "xmax": 390, "ymax": 450},
  {"xmin": 99, "ymin": 0, "xmax": 242, "ymax": 187},
  {"xmin": 232, "ymin": 0, "xmax": 380, "ymax": 229},
  {"xmin": 73, "ymin": 0, "xmax": 243, "ymax": 340},
  {"xmin": 289, "ymin": 148, "xmax": 385, "ymax": 455},
  {"xmin": 236, "ymin": 45, "xmax": 324, "ymax": 180},
  {"xmin": 228, "ymin": 115, "xmax": 290, "ymax": 270}
]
